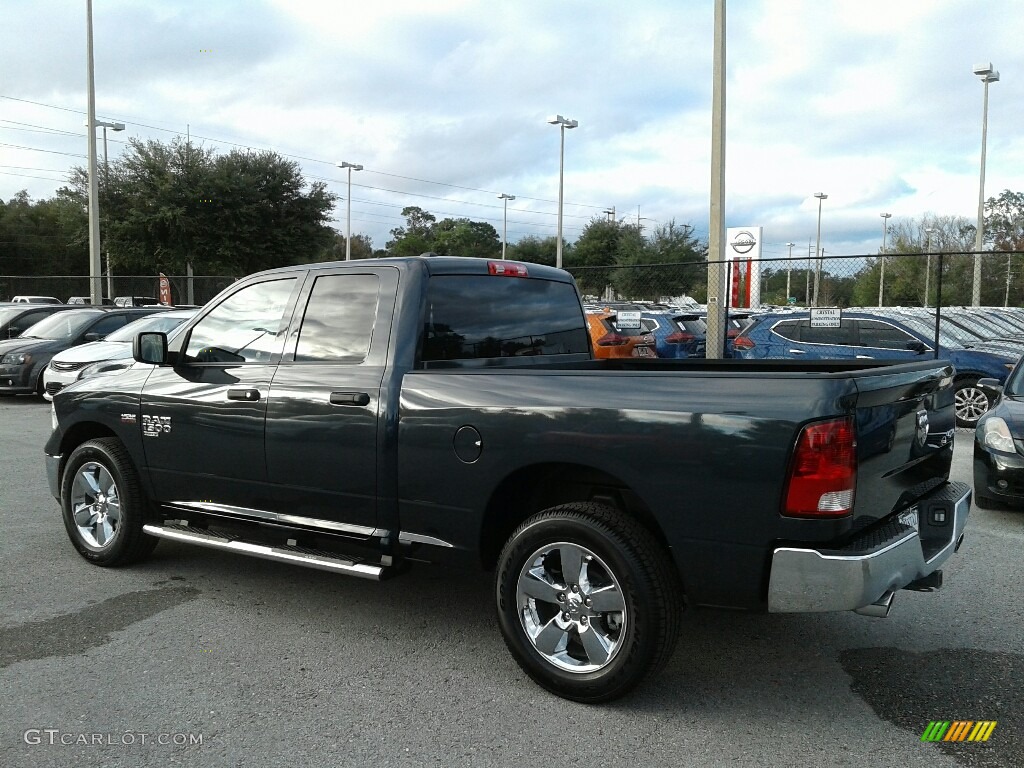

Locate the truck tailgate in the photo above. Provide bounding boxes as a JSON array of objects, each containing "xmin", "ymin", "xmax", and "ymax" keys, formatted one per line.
[{"xmin": 848, "ymin": 362, "xmax": 956, "ymax": 529}]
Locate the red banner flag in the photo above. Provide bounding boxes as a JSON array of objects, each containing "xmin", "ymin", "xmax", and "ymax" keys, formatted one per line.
[{"xmin": 158, "ymin": 273, "xmax": 172, "ymax": 306}]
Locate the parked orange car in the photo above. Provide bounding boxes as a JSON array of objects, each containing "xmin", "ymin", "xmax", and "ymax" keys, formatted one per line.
[{"xmin": 585, "ymin": 310, "xmax": 657, "ymax": 358}]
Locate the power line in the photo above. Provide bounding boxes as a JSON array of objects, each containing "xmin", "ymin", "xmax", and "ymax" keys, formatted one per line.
[{"xmin": 0, "ymin": 94, "xmax": 610, "ymax": 213}]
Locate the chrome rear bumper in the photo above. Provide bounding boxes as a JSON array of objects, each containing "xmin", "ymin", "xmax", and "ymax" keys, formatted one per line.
[{"xmin": 768, "ymin": 482, "xmax": 971, "ymax": 614}]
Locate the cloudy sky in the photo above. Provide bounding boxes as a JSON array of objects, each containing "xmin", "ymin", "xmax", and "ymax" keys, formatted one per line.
[{"xmin": 2, "ymin": 0, "xmax": 1022, "ymax": 261}]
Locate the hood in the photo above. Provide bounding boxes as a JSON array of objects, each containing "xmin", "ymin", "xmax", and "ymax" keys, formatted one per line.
[
  {"xmin": 0, "ymin": 338, "xmax": 55, "ymax": 356},
  {"xmin": 49, "ymin": 340, "xmax": 131, "ymax": 365}
]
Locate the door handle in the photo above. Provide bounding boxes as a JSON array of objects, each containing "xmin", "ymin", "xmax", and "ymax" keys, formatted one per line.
[
  {"xmin": 855, "ymin": 355, "xmax": 874, "ymax": 359},
  {"xmin": 788, "ymin": 349, "xmax": 807, "ymax": 355},
  {"xmin": 227, "ymin": 388, "xmax": 261, "ymax": 402},
  {"xmin": 330, "ymin": 391, "xmax": 370, "ymax": 406}
]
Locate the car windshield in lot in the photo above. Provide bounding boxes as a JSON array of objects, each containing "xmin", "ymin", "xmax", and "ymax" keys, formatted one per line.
[
  {"xmin": 0, "ymin": 307, "xmax": 25, "ymax": 325},
  {"xmin": 103, "ymin": 311, "xmax": 194, "ymax": 342},
  {"xmin": 19, "ymin": 310, "xmax": 102, "ymax": 340}
]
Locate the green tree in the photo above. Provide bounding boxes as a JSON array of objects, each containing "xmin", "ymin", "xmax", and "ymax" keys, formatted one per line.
[
  {"xmin": 386, "ymin": 206, "xmax": 436, "ymax": 256},
  {"xmin": 985, "ymin": 189, "xmax": 1024, "ymax": 251},
  {"xmin": 0, "ymin": 191, "xmax": 88, "ymax": 278},
  {"xmin": 61, "ymin": 138, "xmax": 337, "ymax": 276},
  {"xmin": 506, "ymin": 235, "xmax": 556, "ymax": 267},
  {"xmin": 431, "ymin": 218, "xmax": 500, "ymax": 258},
  {"xmin": 568, "ymin": 217, "xmax": 621, "ymax": 296}
]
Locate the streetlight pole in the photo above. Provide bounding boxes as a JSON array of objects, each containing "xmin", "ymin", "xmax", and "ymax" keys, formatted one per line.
[
  {"xmin": 785, "ymin": 242, "xmax": 795, "ymax": 304},
  {"xmin": 924, "ymin": 228, "xmax": 935, "ymax": 307},
  {"xmin": 547, "ymin": 114, "xmax": 578, "ymax": 269},
  {"xmin": 336, "ymin": 161, "xmax": 363, "ymax": 260},
  {"xmin": 812, "ymin": 192, "xmax": 827, "ymax": 306},
  {"xmin": 972, "ymin": 63, "xmax": 999, "ymax": 306},
  {"xmin": 498, "ymin": 193, "xmax": 515, "ymax": 259},
  {"xmin": 85, "ymin": 0, "xmax": 103, "ymax": 306},
  {"xmin": 95, "ymin": 120, "xmax": 124, "ymax": 302},
  {"xmin": 878, "ymin": 212, "xmax": 891, "ymax": 307}
]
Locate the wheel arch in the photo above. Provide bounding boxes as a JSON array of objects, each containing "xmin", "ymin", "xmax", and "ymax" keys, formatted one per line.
[
  {"xmin": 57, "ymin": 421, "xmax": 119, "ymax": 478},
  {"xmin": 478, "ymin": 462, "xmax": 673, "ymax": 573}
]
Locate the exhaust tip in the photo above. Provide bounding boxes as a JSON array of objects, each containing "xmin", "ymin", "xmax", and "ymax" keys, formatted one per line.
[{"xmin": 855, "ymin": 590, "xmax": 895, "ymax": 618}]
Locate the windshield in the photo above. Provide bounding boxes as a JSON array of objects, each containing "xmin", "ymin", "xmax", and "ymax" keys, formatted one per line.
[
  {"xmin": 104, "ymin": 312, "xmax": 194, "ymax": 342},
  {"xmin": 19, "ymin": 310, "xmax": 102, "ymax": 340}
]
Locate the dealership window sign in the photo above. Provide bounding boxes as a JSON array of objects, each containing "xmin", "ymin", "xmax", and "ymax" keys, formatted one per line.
[
  {"xmin": 615, "ymin": 310, "xmax": 642, "ymax": 329},
  {"xmin": 810, "ymin": 307, "xmax": 841, "ymax": 327},
  {"xmin": 725, "ymin": 226, "xmax": 762, "ymax": 309}
]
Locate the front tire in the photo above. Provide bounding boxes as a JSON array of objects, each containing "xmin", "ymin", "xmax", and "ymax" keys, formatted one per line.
[
  {"xmin": 60, "ymin": 438, "xmax": 158, "ymax": 566},
  {"xmin": 495, "ymin": 502, "xmax": 681, "ymax": 702},
  {"xmin": 955, "ymin": 377, "xmax": 990, "ymax": 429}
]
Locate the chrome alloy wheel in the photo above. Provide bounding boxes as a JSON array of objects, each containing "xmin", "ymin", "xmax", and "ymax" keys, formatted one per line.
[
  {"xmin": 70, "ymin": 461, "xmax": 122, "ymax": 549},
  {"xmin": 955, "ymin": 386, "xmax": 989, "ymax": 425},
  {"xmin": 516, "ymin": 542, "xmax": 627, "ymax": 673}
]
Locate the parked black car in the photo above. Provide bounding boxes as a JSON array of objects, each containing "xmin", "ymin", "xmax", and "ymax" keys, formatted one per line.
[
  {"xmin": 974, "ymin": 369, "xmax": 1024, "ymax": 508},
  {"xmin": 0, "ymin": 307, "xmax": 164, "ymax": 395},
  {"xmin": 0, "ymin": 303, "xmax": 78, "ymax": 340}
]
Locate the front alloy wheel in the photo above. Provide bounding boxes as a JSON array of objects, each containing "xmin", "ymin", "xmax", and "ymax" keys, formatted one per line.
[
  {"xmin": 70, "ymin": 461, "xmax": 122, "ymax": 549},
  {"xmin": 60, "ymin": 438, "xmax": 158, "ymax": 566},
  {"xmin": 955, "ymin": 379, "xmax": 990, "ymax": 428}
]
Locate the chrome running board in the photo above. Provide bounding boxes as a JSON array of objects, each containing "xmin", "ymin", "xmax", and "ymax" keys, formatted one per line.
[{"xmin": 143, "ymin": 523, "xmax": 387, "ymax": 580}]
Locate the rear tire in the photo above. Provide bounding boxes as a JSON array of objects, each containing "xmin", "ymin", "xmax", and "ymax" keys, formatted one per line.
[
  {"xmin": 60, "ymin": 438, "xmax": 158, "ymax": 566},
  {"xmin": 495, "ymin": 502, "xmax": 681, "ymax": 702}
]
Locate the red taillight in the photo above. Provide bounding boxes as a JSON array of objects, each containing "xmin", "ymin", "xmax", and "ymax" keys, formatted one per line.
[
  {"xmin": 727, "ymin": 328, "xmax": 740, "ymax": 338},
  {"xmin": 783, "ymin": 417, "xmax": 857, "ymax": 518},
  {"xmin": 488, "ymin": 261, "xmax": 529, "ymax": 277},
  {"xmin": 597, "ymin": 332, "xmax": 629, "ymax": 346},
  {"xmin": 665, "ymin": 331, "xmax": 695, "ymax": 344},
  {"xmin": 732, "ymin": 335, "xmax": 755, "ymax": 350}
]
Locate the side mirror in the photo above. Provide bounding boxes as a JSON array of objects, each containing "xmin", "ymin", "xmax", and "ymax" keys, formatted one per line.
[
  {"xmin": 84, "ymin": 332, "xmax": 103, "ymax": 342},
  {"xmin": 907, "ymin": 340, "xmax": 928, "ymax": 354},
  {"xmin": 977, "ymin": 377, "xmax": 1004, "ymax": 404},
  {"xmin": 133, "ymin": 331, "xmax": 168, "ymax": 365}
]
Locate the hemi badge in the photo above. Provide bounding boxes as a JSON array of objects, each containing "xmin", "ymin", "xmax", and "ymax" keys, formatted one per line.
[{"xmin": 121, "ymin": 413, "xmax": 137, "ymax": 423}]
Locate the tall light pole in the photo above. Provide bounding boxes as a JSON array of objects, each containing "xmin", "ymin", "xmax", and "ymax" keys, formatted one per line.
[
  {"xmin": 924, "ymin": 228, "xmax": 935, "ymax": 307},
  {"xmin": 336, "ymin": 161, "xmax": 362, "ymax": 260},
  {"xmin": 547, "ymin": 114, "xmax": 577, "ymax": 269},
  {"xmin": 812, "ymin": 192, "xmax": 827, "ymax": 306},
  {"xmin": 878, "ymin": 212, "xmax": 892, "ymax": 307},
  {"xmin": 95, "ymin": 120, "xmax": 124, "ymax": 301},
  {"xmin": 498, "ymin": 193, "xmax": 515, "ymax": 259},
  {"xmin": 972, "ymin": 63, "xmax": 999, "ymax": 306},
  {"xmin": 85, "ymin": 0, "xmax": 103, "ymax": 306},
  {"xmin": 785, "ymin": 242, "xmax": 795, "ymax": 303}
]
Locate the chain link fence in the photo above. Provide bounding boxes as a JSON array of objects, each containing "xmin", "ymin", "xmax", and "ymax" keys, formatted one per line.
[
  {"xmin": 0, "ymin": 275, "xmax": 237, "ymax": 306},
  {"xmin": 566, "ymin": 251, "xmax": 1024, "ymax": 373}
]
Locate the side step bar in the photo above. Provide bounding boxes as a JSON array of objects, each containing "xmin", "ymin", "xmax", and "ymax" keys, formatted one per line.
[{"xmin": 143, "ymin": 523, "xmax": 389, "ymax": 581}]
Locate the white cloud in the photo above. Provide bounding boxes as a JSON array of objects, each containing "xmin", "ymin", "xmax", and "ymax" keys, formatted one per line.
[{"xmin": 0, "ymin": 0, "xmax": 1021, "ymax": 258}]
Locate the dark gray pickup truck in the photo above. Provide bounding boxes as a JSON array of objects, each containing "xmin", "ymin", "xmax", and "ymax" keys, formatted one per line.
[{"xmin": 45, "ymin": 255, "xmax": 971, "ymax": 701}]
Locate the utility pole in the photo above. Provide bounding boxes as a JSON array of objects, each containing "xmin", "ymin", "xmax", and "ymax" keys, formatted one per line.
[{"xmin": 705, "ymin": 0, "xmax": 727, "ymax": 358}]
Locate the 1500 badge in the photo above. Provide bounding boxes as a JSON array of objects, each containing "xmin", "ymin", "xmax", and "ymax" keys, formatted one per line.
[{"xmin": 141, "ymin": 414, "xmax": 172, "ymax": 437}]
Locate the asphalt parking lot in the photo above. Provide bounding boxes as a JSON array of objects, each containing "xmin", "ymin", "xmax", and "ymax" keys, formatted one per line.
[{"xmin": 1, "ymin": 396, "xmax": 1022, "ymax": 768}]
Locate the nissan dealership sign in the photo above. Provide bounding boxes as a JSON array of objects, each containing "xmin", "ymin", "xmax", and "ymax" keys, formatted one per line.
[{"xmin": 725, "ymin": 226, "xmax": 763, "ymax": 309}]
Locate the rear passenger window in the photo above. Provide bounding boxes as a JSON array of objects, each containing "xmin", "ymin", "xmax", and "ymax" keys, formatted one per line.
[
  {"xmin": 295, "ymin": 274, "xmax": 379, "ymax": 363},
  {"xmin": 772, "ymin": 320, "xmax": 800, "ymax": 341},
  {"xmin": 420, "ymin": 276, "xmax": 590, "ymax": 363},
  {"xmin": 798, "ymin": 319, "xmax": 855, "ymax": 345},
  {"xmin": 857, "ymin": 320, "xmax": 916, "ymax": 349}
]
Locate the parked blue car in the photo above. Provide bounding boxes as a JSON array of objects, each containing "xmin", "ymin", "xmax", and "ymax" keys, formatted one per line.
[
  {"xmin": 732, "ymin": 310, "xmax": 1018, "ymax": 427},
  {"xmin": 641, "ymin": 311, "xmax": 708, "ymax": 359}
]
